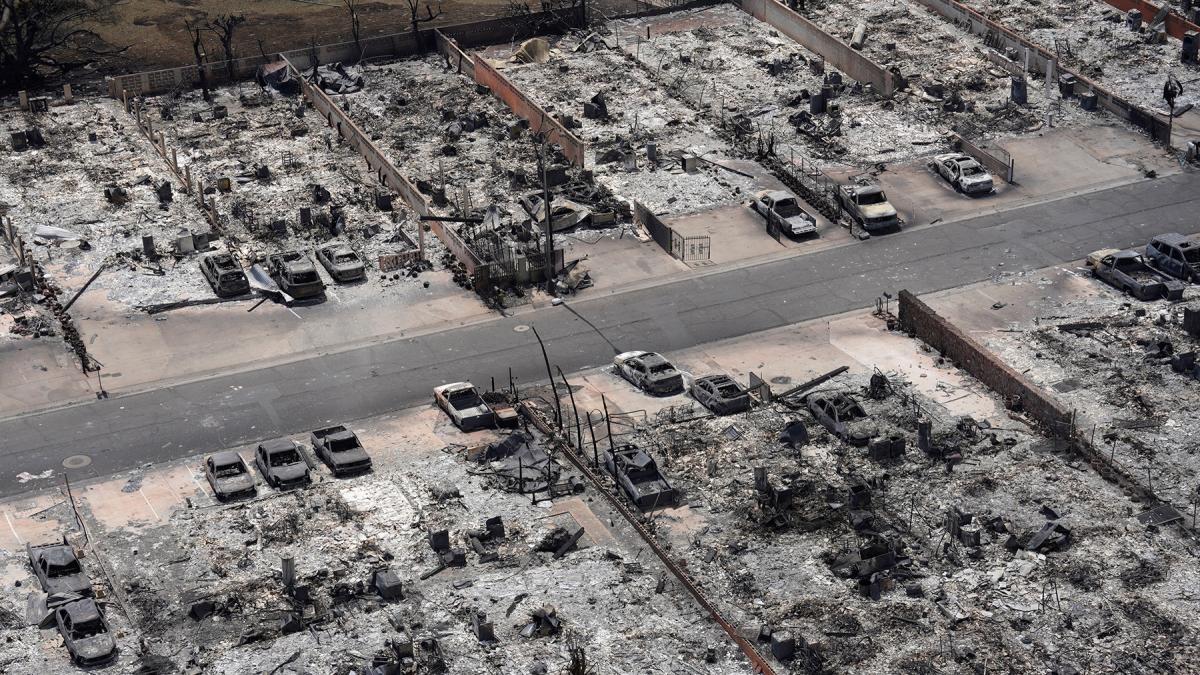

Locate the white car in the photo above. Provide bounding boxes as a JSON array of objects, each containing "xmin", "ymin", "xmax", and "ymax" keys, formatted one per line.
[
  {"xmin": 613, "ymin": 351, "xmax": 685, "ymax": 396},
  {"xmin": 750, "ymin": 190, "xmax": 818, "ymax": 237},
  {"xmin": 931, "ymin": 153, "xmax": 994, "ymax": 195},
  {"xmin": 434, "ymin": 382, "xmax": 496, "ymax": 431}
]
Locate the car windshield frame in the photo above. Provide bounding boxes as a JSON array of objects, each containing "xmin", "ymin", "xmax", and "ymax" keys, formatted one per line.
[
  {"xmin": 269, "ymin": 449, "xmax": 301, "ymax": 466},
  {"xmin": 47, "ymin": 558, "xmax": 82, "ymax": 577},
  {"xmin": 214, "ymin": 462, "xmax": 245, "ymax": 478},
  {"xmin": 857, "ymin": 191, "xmax": 887, "ymax": 205},
  {"xmin": 448, "ymin": 388, "xmax": 484, "ymax": 411}
]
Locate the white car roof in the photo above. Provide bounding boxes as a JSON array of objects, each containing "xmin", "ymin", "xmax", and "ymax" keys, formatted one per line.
[
  {"xmin": 614, "ymin": 350, "xmax": 648, "ymax": 363},
  {"xmin": 435, "ymin": 382, "xmax": 475, "ymax": 394}
]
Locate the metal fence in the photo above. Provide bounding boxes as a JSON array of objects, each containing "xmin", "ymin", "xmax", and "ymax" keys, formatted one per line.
[
  {"xmin": 768, "ymin": 145, "xmax": 841, "ymax": 220},
  {"xmin": 671, "ymin": 231, "xmax": 712, "ymax": 261},
  {"xmin": 634, "ymin": 201, "xmax": 711, "ymax": 263}
]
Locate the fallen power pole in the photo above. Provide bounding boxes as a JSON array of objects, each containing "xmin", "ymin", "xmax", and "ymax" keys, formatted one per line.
[
  {"xmin": 776, "ymin": 365, "xmax": 850, "ymax": 400},
  {"xmin": 519, "ymin": 400, "xmax": 779, "ymax": 674}
]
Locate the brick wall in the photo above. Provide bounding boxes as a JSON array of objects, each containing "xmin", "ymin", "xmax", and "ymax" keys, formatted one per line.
[
  {"xmin": 739, "ymin": 0, "xmax": 895, "ymax": 96},
  {"xmin": 898, "ymin": 289, "xmax": 1073, "ymax": 434}
]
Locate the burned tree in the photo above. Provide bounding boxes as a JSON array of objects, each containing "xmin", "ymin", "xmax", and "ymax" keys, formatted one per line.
[
  {"xmin": 405, "ymin": 0, "xmax": 443, "ymax": 51},
  {"xmin": 342, "ymin": 0, "xmax": 363, "ymax": 59},
  {"xmin": 0, "ymin": 0, "xmax": 127, "ymax": 94},
  {"xmin": 183, "ymin": 18, "xmax": 211, "ymax": 102},
  {"xmin": 206, "ymin": 14, "xmax": 246, "ymax": 81}
]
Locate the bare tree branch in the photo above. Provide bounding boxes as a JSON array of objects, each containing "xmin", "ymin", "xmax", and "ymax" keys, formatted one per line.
[{"xmin": 0, "ymin": 0, "xmax": 128, "ymax": 93}]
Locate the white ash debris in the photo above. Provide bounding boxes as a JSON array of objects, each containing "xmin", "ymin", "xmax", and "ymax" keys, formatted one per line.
[
  {"xmin": 615, "ymin": 3, "xmax": 1098, "ymax": 168},
  {"xmin": 63, "ymin": 443, "xmax": 743, "ymax": 674},
  {"xmin": 958, "ymin": 0, "xmax": 1200, "ymax": 113},
  {"xmin": 500, "ymin": 45, "xmax": 756, "ymax": 216},
  {"xmin": 983, "ymin": 283, "xmax": 1200, "ymax": 509},
  {"xmin": 614, "ymin": 368, "xmax": 1199, "ymax": 672}
]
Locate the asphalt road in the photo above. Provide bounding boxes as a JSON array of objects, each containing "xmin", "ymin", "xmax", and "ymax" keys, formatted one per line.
[{"xmin": 4, "ymin": 172, "xmax": 1199, "ymax": 497}]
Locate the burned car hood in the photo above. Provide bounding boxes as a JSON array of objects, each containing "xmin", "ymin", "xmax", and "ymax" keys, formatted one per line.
[
  {"xmin": 215, "ymin": 474, "xmax": 256, "ymax": 493},
  {"xmin": 272, "ymin": 463, "xmax": 308, "ymax": 482},
  {"xmin": 73, "ymin": 633, "xmax": 115, "ymax": 660},
  {"xmin": 329, "ymin": 447, "xmax": 370, "ymax": 466},
  {"xmin": 859, "ymin": 203, "xmax": 897, "ymax": 219}
]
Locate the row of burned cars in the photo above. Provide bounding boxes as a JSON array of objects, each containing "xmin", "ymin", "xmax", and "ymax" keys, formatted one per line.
[
  {"xmin": 24, "ymin": 424, "xmax": 375, "ymax": 667},
  {"xmin": 198, "ymin": 242, "xmax": 367, "ymax": 300},
  {"xmin": 1086, "ymin": 233, "xmax": 1200, "ymax": 301}
]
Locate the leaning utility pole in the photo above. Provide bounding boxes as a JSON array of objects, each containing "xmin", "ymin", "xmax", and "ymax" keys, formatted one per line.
[{"xmin": 537, "ymin": 139, "xmax": 555, "ymax": 294}]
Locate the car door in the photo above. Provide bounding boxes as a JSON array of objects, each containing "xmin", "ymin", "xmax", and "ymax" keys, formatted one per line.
[
  {"xmin": 1168, "ymin": 247, "xmax": 1186, "ymax": 278},
  {"xmin": 205, "ymin": 457, "xmax": 215, "ymax": 489},
  {"xmin": 256, "ymin": 446, "xmax": 270, "ymax": 483},
  {"xmin": 630, "ymin": 361, "xmax": 646, "ymax": 387},
  {"xmin": 939, "ymin": 159, "xmax": 954, "ymax": 181}
]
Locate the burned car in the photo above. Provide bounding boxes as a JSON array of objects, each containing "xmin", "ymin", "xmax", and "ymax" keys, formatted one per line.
[
  {"xmin": 613, "ymin": 351, "xmax": 685, "ymax": 396},
  {"xmin": 311, "ymin": 425, "xmax": 373, "ymax": 476},
  {"xmin": 750, "ymin": 190, "xmax": 818, "ymax": 238},
  {"xmin": 836, "ymin": 183, "xmax": 900, "ymax": 232},
  {"xmin": 1145, "ymin": 233, "xmax": 1200, "ymax": 283},
  {"xmin": 254, "ymin": 438, "xmax": 311, "ymax": 489},
  {"xmin": 199, "ymin": 252, "xmax": 250, "ymax": 297},
  {"xmin": 604, "ymin": 445, "xmax": 677, "ymax": 511},
  {"xmin": 203, "ymin": 451, "xmax": 257, "ymax": 501},
  {"xmin": 1086, "ymin": 248, "xmax": 1185, "ymax": 301},
  {"xmin": 27, "ymin": 538, "xmax": 91, "ymax": 597},
  {"xmin": 55, "ymin": 598, "xmax": 117, "ymax": 666},
  {"xmin": 804, "ymin": 392, "xmax": 877, "ymax": 446},
  {"xmin": 434, "ymin": 382, "xmax": 497, "ymax": 432},
  {"xmin": 315, "ymin": 243, "xmax": 366, "ymax": 283},
  {"xmin": 267, "ymin": 251, "xmax": 325, "ymax": 300},
  {"xmin": 931, "ymin": 152, "xmax": 994, "ymax": 195},
  {"xmin": 691, "ymin": 374, "xmax": 751, "ymax": 415}
]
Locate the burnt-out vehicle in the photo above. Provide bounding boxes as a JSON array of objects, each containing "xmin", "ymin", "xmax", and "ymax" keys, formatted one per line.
[
  {"xmin": 27, "ymin": 538, "xmax": 91, "ymax": 597},
  {"xmin": 315, "ymin": 243, "xmax": 366, "ymax": 283},
  {"xmin": 204, "ymin": 451, "xmax": 257, "ymax": 501},
  {"xmin": 690, "ymin": 374, "xmax": 752, "ymax": 415},
  {"xmin": 311, "ymin": 425, "xmax": 373, "ymax": 476},
  {"xmin": 750, "ymin": 190, "xmax": 818, "ymax": 238},
  {"xmin": 434, "ymin": 382, "xmax": 497, "ymax": 432},
  {"xmin": 1145, "ymin": 233, "xmax": 1200, "ymax": 283},
  {"xmin": 804, "ymin": 392, "xmax": 878, "ymax": 446},
  {"xmin": 1086, "ymin": 248, "xmax": 1185, "ymax": 301},
  {"xmin": 254, "ymin": 438, "xmax": 311, "ymax": 489},
  {"xmin": 613, "ymin": 351, "xmax": 685, "ymax": 396},
  {"xmin": 55, "ymin": 598, "xmax": 117, "ymax": 666},
  {"xmin": 200, "ymin": 252, "xmax": 250, "ymax": 297},
  {"xmin": 267, "ymin": 251, "xmax": 325, "ymax": 299}
]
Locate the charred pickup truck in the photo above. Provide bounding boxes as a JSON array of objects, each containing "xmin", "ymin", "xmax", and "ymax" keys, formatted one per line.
[
  {"xmin": 836, "ymin": 182, "xmax": 900, "ymax": 233},
  {"xmin": 1086, "ymin": 248, "xmax": 1185, "ymax": 301},
  {"xmin": 311, "ymin": 425, "xmax": 373, "ymax": 476},
  {"xmin": 750, "ymin": 190, "xmax": 818, "ymax": 238},
  {"xmin": 604, "ymin": 445, "xmax": 677, "ymax": 511},
  {"xmin": 267, "ymin": 251, "xmax": 325, "ymax": 300}
]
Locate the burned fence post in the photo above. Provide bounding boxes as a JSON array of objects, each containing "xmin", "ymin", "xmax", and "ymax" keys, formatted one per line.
[{"xmin": 556, "ymin": 366, "xmax": 583, "ymax": 451}]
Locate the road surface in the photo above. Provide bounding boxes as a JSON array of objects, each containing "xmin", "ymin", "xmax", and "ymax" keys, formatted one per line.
[{"xmin": 3, "ymin": 172, "xmax": 1198, "ymax": 496}]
